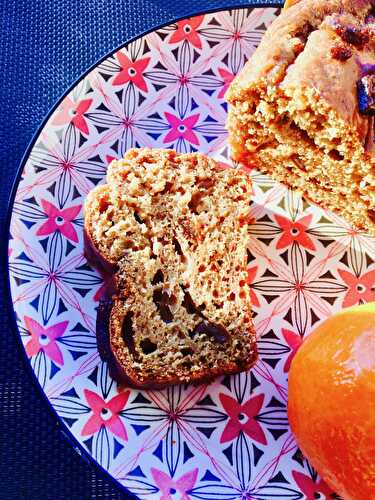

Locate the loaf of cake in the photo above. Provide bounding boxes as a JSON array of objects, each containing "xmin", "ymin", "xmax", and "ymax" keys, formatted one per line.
[
  {"xmin": 85, "ymin": 148, "xmax": 257, "ymax": 388},
  {"xmin": 226, "ymin": 0, "xmax": 375, "ymax": 236}
]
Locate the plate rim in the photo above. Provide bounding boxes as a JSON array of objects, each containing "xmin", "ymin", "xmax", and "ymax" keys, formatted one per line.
[{"xmin": 4, "ymin": 3, "xmax": 282, "ymax": 498}]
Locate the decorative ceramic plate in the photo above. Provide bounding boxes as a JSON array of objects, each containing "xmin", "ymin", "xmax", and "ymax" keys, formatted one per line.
[{"xmin": 7, "ymin": 6, "xmax": 375, "ymax": 499}]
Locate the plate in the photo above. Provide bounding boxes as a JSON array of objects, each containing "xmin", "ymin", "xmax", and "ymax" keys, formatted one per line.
[{"xmin": 7, "ymin": 6, "xmax": 375, "ymax": 499}]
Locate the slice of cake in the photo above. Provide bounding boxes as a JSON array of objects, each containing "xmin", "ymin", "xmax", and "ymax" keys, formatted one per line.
[
  {"xmin": 85, "ymin": 148, "xmax": 257, "ymax": 388},
  {"xmin": 226, "ymin": 0, "xmax": 375, "ymax": 235}
]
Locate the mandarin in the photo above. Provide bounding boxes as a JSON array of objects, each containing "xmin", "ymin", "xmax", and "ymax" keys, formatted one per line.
[{"xmin": 288, "ymin": 302, "xmax": 375, "ymax": 500}]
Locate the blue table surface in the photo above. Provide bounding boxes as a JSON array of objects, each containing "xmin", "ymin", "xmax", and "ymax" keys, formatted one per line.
[{"xmin": 0, "ymin": 1, "xmax": 282, "ymax": 498}]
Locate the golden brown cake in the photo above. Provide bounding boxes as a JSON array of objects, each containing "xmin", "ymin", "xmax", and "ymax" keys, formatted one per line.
[
  {"xmin": 85, "ymin": 148, "xmax": 257, "ymax": 388},
  {"xmin": 226, "ymin": 0, "xmax": 375, "ymax": 235}
]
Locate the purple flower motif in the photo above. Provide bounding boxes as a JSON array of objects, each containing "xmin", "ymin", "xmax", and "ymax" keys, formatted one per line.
[{"xmin": 164, "ymin": 112, "xmax": 200, "ymax": 145}]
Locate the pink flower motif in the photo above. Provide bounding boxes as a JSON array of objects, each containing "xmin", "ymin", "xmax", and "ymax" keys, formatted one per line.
[
  {"xmin": 219, "ymin": 393, "xmax": 267, "ymax": 444},
  {"xmin": 247, "ymin": 266, "xmax": 260, "ymax": 308},
  {"xmin": 93, "ymin": 272, "xmax": 116, "ymax": 302},
  {"xmin": 52, "ymin": 96, "xmax": 93, "ymax": 134},
  {"xmin": 164, "ymin": 112, "xmax": 200, "ymax": 146},
  {"xmin": 37, "ymin": 200, "xmax": 81, "ymax": 243},
  {"xmin": 106, "ymin": 154, "xmax": 117, "ymax": 164},
  {"xmin": 169, "ymin": 16, "xmax": 204, "ymax": 49},
  {"xmin": 24, "ymin": 316, "xmax": 68, "ymax": 365},
  {"xmin": 112, "ymin": 52, "xmax": 150, "ymax": 91},
  {"xmin": 338, "ymin": 268, "xmax": 375, "ymax": 307},
  {"xmin": 292, "ymin": 471, "xmax": 334, "ymax": 500},
  {"xmin": 275, "ymin": 214, "xmax": 316, "ymax": 252},
  {"xmin": 218, "ymin": 68, "xmax": 235, "ymax": 99},
  {"xmin": 282, "ymin": 328, "xmax": 302, "ymax": 372},
  {"xmin": 151, "ymin": 468, "xmax": 198, "ymax": 500},
  {"xmin": 81, "ymin": 389, "xmax": 130, "ymax": 440}
]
